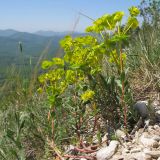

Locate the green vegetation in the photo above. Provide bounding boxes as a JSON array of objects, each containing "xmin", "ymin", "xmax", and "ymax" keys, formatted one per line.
[
  {"xmin": 0, "ymin": 1, "xmax": 160, "ymax": 159},
  {"xmin": 39, "ymin": 6, "xmax": 140, "ymax": 145}
]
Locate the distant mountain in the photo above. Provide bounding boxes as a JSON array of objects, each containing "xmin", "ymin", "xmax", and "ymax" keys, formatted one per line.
[
  {"xmin": 0, "ymin": 30, "xmax": 85, "ymax": 58},
  {"xmin": 34, "ymin": 30, "xmax": 84, "ymax": 37},
  {"xmin": 0, "ymin": 31, "xmax": 63, "ymax": 57},
  {"xmin": 0, "ymin": 29, "xmax": 84, "ymax": 65},
  {"xmin": 35, "ymin": 30, "xmax": 68, "ymax": 37},
  {"xmin": 0, "ymin": 29, "xmax": 85, "ymax": 83},
  {"xmin": 0, "ymin": 29, "xmax": 66, "ymax": 81},
  {"xmin": 0, "ymin": 29, "xmax": 19, "ymax": 37}
]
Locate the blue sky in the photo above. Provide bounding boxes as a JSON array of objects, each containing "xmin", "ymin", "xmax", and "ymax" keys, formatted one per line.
[{"xmin": 0, "ymin": 0, "xmax": 141, "ymax": 32}]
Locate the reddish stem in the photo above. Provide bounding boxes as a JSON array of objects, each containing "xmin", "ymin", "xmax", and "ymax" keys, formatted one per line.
[
  {"xmin": 92, "ymin": 115, "xmax": 98, "ymax": 133},
  {"xmin": 73, "ymin": 147, "xmax": 97, "ymax": 153},
  {"xmin": 120, "ymin": 48, "xmax": 127, "ymax": 129},
  {"xmin": 63, "ymin": 154, "xmax": 95, "ymax": 160}
]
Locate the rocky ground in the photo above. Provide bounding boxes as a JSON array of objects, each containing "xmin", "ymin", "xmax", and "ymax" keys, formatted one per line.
[
  {"xmin": 97, "ymin": 124, "xmax": 160, "ymax": 160},
  {"xmin": 60, "ymin": 98, "xmax": 160, "ymax": 160},
  {"xmin": 96, "ymin": 99, "xmax": 160, "ymax": 160}
]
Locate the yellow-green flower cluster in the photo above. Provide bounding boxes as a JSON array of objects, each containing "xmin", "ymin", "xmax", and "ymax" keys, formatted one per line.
[
  {"xmin": 129, "ymin": 6, "xmax": 140, "ymax": 17},
  {"xmin": 81, "ymin": 90, "xmax": 95, "ymax": 102},
  {"xmin": 86, "ymin": 11, "xmax": 124, "ymax": 32},
  {"xmin": 126, "ymin": 6, "xmax": 140, "ymax": 29}
]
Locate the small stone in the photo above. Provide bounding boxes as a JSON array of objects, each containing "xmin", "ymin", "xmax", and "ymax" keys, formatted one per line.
[
  {"xmin": 115, "ymin": 129, "xmax": 126, "ymax": 139},
  {"xmin": 153, "ymin": 141, "xmax": 159, "ymax": 148},
  {"xmin": 130, "ymin": 148, "xmax": 141, "ymax": 153},
  {"xmin": 129, "ymin": 152, "xmax": 144, "ymax": 160},
  {"xmin": 156, "ymin": 110, "xmax": 160, "ymax": 115},
  {"xmin": 147, "ymin": 126, "xmax": 154, "ymax": 132},
  {"xmin": 154, "ymin": 125, "xmax": 159, "ymax": 130},
  {"xmin": 110, "ymin": 155, "xmax": 124, "ymax": 160},
  {"xmin": 127, "ymin": 142, "xmax": 133, "ymax": 150},
  {"xmin": 152, "ymin": 135, "xmax": 160, "ymax": 142},
  {"xmin": 153, "ymin": 100, "xmax": 160, "ymax": 107},
  {"xmin": 143, "ymin": 154, "xmax": 152, "ymax": 160},
  {"xmin": 102, "ymin": 133, "xmax": 108, "ymax": 143},
  {"xmin": 126, "ymin": 142, "xmax": 132, "ymax": 146}
]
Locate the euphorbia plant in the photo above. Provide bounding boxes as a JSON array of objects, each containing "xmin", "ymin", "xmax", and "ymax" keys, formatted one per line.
[{"xmin": 39, "ymin": 6, "xmax": 140, "ymax": 146}]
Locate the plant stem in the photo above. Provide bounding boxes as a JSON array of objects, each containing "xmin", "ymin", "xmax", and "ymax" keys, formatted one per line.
[{"xmin": 120, "ymin": 48, "xmax": 127, "ymax": 130}]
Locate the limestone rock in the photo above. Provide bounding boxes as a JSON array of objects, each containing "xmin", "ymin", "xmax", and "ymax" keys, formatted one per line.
[
  {"xmin": 152, "ymin": 135, "xmax": 160, "ymax": 141},
  {"xmin": 143, "ymin": 154, "xmax": 152, "ymax": 160},
  {"xmin": 140, "ymin": 133, "xmax": 159, "ymax": 148},
  {"xmin": 129, "ymin": 152, "xmax": 144, "ymax": 160},
  {"xmin": 96, "ymin": 141, "xmax": 119, "ymax": 160},
  {"xmin": 130, "ymin": 148, "xmax": 141, "ymax": 153},
  {"xmin": 115, "ymin": 129, "xmax": 126, "ymax": 139},
  {"xmin": 144, "ymin": 150, "xmax": 160, "ymax": 158}
]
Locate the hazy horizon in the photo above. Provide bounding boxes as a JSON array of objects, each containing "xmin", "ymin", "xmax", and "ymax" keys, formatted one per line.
[
  {"xmin": 0, "ymin": 28, "xmax": 83, "ymax": 34},
  {"xmin": 0, "ymin": 0, "xmax": 141, "ymax": 33}
]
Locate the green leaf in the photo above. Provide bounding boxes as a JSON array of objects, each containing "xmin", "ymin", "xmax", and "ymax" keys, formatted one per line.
[
  {"xmin": 41, "ymin": 60, "xmax": 53, "ymax": 69},
  {"xmin": 108, "ymin": 34, "xmax": 129, "ymax": 45},
  {"xmin": 6, "ymin": 129, "xmax": 15, "ymax": 139},
  {"xmin": 52, "ymin": 58, "xmax": 64, "ymax": 67},
  {"xmin": 127, "ymin": 17, "xmax": 139, "ymax": 29}
]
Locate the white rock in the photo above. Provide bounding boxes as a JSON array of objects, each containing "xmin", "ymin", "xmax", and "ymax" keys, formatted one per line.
[
  {"xmin": 152, "ymin": 135, "xmax": 160, "ymax": 141},
  {"xmin": 140, "ymin": 133, "xmax": 159, "ymax": 148},
  {"xmin": 154, "ymin": 124, "xmax": 159, "ymax": 130},
  {"xmin": 144, "ymin": 150, "xmax": 160, "ymax": 158},
  {"xmin": 110, "ymin": 155, "xmax": 124, "ymax": 160},
  {"xmin": 102, "ymin": 133, "xmax": 108, "ymax": 143},
  {"xmin": 130, "ymin": 148, "xmax": 141, "ymax": 153},
  {"xmin": 115, "ymin": 129, "xmax": 126, "ymax": 139},
  {"xmin": 148, "ymin": 125, "xmax": 154, "ymax": 129},
  {"xmin": 143, "ymin": 153, "xmax": 152, "ymax": 160},
  {"xmin": 147, "ymin": 126, "xmax": 154, "ymax": 132},
  {"xmin": 129, "ymin": 152, "xmax": 144, "ymax": 160},
  {"xmin": 152, "ymin": 100, "xmax": 160, "ymax": 107},
  {"xmin": 96, "ymin": 141, "xmax": 119, "ymax": 160},
  {"xmin": 156, "ymin": 110, "xmax": 160, "ymax": 115}
]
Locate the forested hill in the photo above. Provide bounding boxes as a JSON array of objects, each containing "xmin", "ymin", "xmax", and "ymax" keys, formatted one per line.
[
  {"xmin": 0, "ymin": 29, "xmax": 84, "ymax": 61},
  {"xmin": 0, "ymin": 29, "xmax": 83, "ymax": 80},
  {"xmin": 0, "ymin": 29, "xmax": 64, "ymax": 57}
]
